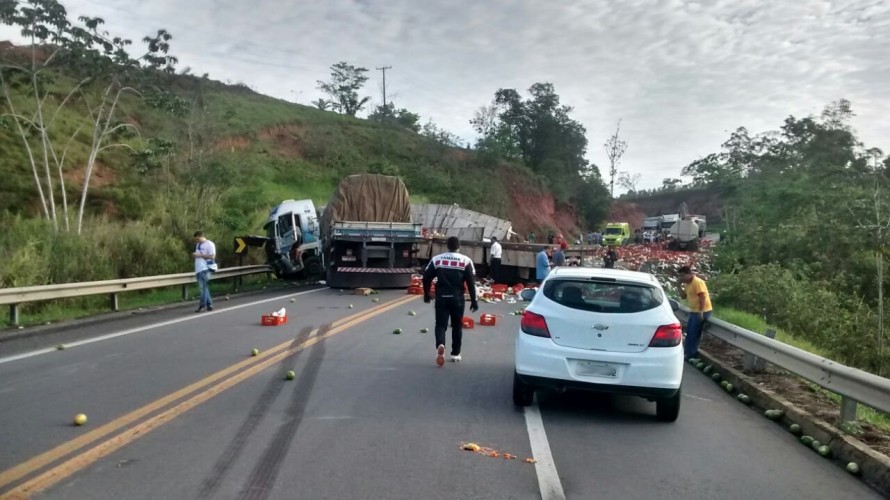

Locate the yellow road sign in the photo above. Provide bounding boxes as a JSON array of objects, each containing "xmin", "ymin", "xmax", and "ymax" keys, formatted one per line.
[{"xmin": 234, "ymin": 237, "xmax": 247, "ymax": 254}]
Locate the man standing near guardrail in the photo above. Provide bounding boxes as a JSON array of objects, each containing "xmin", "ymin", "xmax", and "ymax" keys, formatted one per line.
[
  {"xmin": 678, "ymin": 265, "xmax": 712, "ymax": 360},
  {"xmin": 193, "ymin": 231, "xmax": 217, "ymax": 313}
]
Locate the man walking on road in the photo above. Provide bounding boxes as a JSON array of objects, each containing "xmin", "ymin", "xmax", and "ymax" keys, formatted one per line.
[
  {"xmin": 423, "ymin": 237, "xmax": 479, "ymax": 366},
  {"xmin": 489, "ymin": 236, "xmax": 502, "ymax": 284},
  {"xmin": 192, "ymin": 231, "xmax": 217, "ymax": 313},
  {"xmin": 678, "ymin": 265, "xmax": 713, "ymax": 361}
]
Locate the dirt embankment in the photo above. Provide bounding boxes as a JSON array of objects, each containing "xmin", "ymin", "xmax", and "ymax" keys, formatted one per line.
[
  {"xmin": 505, "ymin": 176, "xmax": 580, "ymax": 240},
  {"xmin": 609, "ymin": 201, "xmax": 646, "ymax": 230}
]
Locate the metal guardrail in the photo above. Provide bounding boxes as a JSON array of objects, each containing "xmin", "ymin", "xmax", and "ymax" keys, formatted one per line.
[
  {"xmin": 1, "ymin": 265, "xmax": 273, "ymax": 325},
  {"xmin": 674, "ymin": 304, "xmax": 890, "ymax": 422}
]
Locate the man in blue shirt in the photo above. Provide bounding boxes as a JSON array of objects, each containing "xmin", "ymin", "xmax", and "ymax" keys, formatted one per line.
[{"xmin": 536, "ymin": 247, "xmax": 551, "ymax": 282}]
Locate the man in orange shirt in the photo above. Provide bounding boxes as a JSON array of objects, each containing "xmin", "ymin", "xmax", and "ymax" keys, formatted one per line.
[{"xmin": 678, "ymin": 265, "xmax": 713, "ymax": 361}]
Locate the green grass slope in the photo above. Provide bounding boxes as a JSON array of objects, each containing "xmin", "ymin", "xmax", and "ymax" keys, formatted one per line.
[{"xmin": 0, "ymin": 71, "xmax": 583, "ymax": 289}]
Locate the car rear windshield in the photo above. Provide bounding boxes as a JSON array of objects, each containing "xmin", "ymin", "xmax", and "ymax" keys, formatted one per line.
[{"xmin": 543, "ymin": 279, "xmax": 663, "ymax": 313}]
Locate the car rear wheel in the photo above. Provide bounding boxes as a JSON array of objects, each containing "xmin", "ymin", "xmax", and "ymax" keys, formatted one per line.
[
  {"xmin": 513, "ymin": 372, "xmax": 535, "ymax": 407},
  {"xmin": 656, "ymin": 387, "xmax": 681, "ymax": 422}
]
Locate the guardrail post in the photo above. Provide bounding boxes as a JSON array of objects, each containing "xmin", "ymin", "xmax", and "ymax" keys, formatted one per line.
[
  {"xmin": 9, "ymin": 304, "xmax": 19, "ymax": 326},
  {"xmin": 751, "ymin": 328, "xmax": 776, "ymax": 373},
  {"xmin": 743, "ymin": 351, "xmax": 756, "ymax": 372},
  {"xmin": 840, "ymin": 396, "xmax": 859, "ymax": 424},
  {"xmin": 182, "ymin": 284, "xmax": 189, "ymax": 301},
  {"xmin": 109, "ymin": 293, "xmax": 119, "ymax": 312}
]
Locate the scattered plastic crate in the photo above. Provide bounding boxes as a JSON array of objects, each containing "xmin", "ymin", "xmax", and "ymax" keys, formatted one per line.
[
  {"xmin": 480, "ymin": 314, "xmax": 497, "ymax": 326},
  {"xmin": 461, "ymin": 317, "xmax": 475, "ymax": 329},
  {"xmin": 261, "ymin": 314, "xmax": 287, "ymax": 326}
]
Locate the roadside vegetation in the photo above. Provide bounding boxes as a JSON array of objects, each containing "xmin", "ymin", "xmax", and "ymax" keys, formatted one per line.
[{"xmin": 0, "ymin": 0, "xmax": 611, "ymax": 316}]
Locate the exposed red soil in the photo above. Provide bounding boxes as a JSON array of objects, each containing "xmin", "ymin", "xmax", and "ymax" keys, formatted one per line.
[
  {"xmin": 214, "ymin": 136, "xmax": 250, "ymax": 152},
  {"xmin": 257, "ymin": 124, "xmax": 306, "ymax": 158},
  {"xmin": 64, "ymin": 161, "xmax": 117, "ymax": 188},
  {"xmin": 609, "ymin": 200, "xmax": 646, "ymax": 229},
  {"xmin": 505, "ymin": 174, "xmax": 580, "ymax": 239}
]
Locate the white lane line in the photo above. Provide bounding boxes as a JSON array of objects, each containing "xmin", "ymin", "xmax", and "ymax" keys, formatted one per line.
[
  {"xmin": 0, "ymin": 288, "xmax": 325, "ymax": 365},
  {"xmin": 524, "ymin": 399, "xmax": 567, "ymax": 500}
]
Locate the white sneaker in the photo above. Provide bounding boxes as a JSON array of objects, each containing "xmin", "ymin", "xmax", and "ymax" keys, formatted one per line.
[
  {"xmin": 450, "ymin": 354, "xmax": 462, "ymax": 362},
  {"xmin": 436, "ymin": 345, "xmax": 445, "ymax": 367}
]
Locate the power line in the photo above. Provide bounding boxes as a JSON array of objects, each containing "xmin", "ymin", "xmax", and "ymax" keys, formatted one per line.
[{"xmin": 376, "ymin": 65, "xmax": 392, "ymax": 108}]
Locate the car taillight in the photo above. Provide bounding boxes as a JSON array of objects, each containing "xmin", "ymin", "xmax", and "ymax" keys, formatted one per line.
[
  {"xmin": 650, "ymin": 323, "xmax": 682, "ymax": 347},
  {"xmin": 521, "ymin": 311, "xmax": 551, "ymax": 338}
]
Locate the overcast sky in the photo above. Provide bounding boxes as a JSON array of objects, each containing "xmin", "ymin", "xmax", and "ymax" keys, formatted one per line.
[{"xmin": 2, "ymin": 0, "xmax": 888, "ymax": 191}]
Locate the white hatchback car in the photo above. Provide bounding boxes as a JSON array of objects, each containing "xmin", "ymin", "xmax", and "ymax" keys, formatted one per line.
[{"xmin": 514, "ymin": 267, "xmax": 684, "ymax": 421}]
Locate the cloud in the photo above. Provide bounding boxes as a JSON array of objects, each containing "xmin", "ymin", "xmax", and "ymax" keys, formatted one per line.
[{"xmin": 1, "ymin": 0, "xmax": 887, "ymax": 190}]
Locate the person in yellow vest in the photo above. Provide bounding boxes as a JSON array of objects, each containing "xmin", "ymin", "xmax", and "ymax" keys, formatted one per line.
[{"xmin": 678, "ymin": 265, "xmax": 713, "ymax": 361}]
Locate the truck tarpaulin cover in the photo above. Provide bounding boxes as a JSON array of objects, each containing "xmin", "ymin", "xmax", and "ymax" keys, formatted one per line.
[{"xmin": 321, "ymin": 174, "xmax": 411, "ymax": 233}]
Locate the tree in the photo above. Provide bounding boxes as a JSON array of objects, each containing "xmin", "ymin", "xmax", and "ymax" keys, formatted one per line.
[
  {"xmin": 604, "ymin": 120, "xmax": 627, "ymax": 198},
  {"xmin": 368, "ymin": 103, "xmax": 420, "ymax": 132},
  {"xmin": 471, "ymin": 82, "xmax": 609, "ymax": 226},
  {"xmin": 420, "ymin": 119, "xmax": 460, "ymax": 147},
  {"xmin": 311, "ymin": 98, "xmax": 331, "ymax": 111},
  {"xmin": 661, "ymin": 178, "xmax": 682, "ymax": 191},
  {"xmin": 617, "ymin": 171, "xmax": 641, "ymax": 194},
  {"xmin": 316, "ymin": 61, "xmax": 370, "ymax": 116},
  {"xmin": 0, "ymin": 0, "xmax": 178, "ymax": 233}
]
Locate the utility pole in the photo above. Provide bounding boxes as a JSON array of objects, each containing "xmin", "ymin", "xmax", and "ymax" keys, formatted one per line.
[{"xmin": 376, "ymin": 65, "xmax": 392, "ymax": 108}]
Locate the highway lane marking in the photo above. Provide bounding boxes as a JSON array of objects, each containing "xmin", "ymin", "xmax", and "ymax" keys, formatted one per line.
[
  {"xmin": 0, "ymin": 288, "xmax": 327, "ymax": 365},
  {"xmin": 0, "ymin": 294, "xmax": 417, "ymax": 494},
  {"xmin": 3, "ymin": 294, "xmax": 419, "ymax": 499},
  {"xmin": 524, "ymin": 399, "xmax": 567, "ymax": 500}
]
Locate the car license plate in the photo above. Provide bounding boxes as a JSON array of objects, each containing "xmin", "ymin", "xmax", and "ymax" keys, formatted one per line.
[
  {"xmin": 341, "ymin": 256, "xmax": 357, "ymax": 262},
  {"xmin": 577, "ymin": 361, "xmax": 617, "ymax": 377}
]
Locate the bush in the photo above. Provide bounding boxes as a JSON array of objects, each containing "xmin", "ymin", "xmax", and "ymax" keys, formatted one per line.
[{"xmin": 712, "ymin": 264, "xmax": 889, "ymax": 374}]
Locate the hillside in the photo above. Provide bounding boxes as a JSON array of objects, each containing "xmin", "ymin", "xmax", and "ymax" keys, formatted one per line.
[{"xmin": 0, "ymin": 49, "xmax": 585, "ymax": 240}]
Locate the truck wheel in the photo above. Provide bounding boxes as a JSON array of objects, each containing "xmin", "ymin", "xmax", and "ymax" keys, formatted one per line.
[{"xmin": 304, "ymin": 257, "xmax": 323, "ymax": 278}]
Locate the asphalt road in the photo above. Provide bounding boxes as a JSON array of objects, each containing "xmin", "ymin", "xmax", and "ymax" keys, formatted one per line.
[{"xmin": 0, "ymin": 287, "xmax": 882, "ymax": 499}]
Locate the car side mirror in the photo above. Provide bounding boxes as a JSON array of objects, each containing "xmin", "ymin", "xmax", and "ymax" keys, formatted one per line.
[
  {"xmin": 520, "ymin": 289, "xmax": 536, "ymax": 301},
  {"xmin": 668, "ymin": 299, "xmax": 680, "ymax": 312}
]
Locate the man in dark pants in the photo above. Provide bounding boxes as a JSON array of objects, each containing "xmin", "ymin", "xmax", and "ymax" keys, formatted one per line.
[
  {"xmin": 423, "ymin": 236, "xmax": 479, "ymax": 366},
  {"xmin": 489, "ymin": 236, "xmax": 502, "ymax": 284}
]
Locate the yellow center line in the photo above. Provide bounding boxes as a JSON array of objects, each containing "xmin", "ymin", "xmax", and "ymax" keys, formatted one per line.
[{"xmin": 0, "ymin": 295, "xmax": 417, "ymax": 495}]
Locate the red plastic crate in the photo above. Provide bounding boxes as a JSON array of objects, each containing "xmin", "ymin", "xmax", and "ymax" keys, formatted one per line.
[
  {"xmin": 261, "ymin": 314, "xmax": 287, "ymax": 326},
  {"xmin": 461, "ymin": 317, "xmax": 475, "ymax": 329},
  {"xmin": 491, "ymin": 284, "xmax": 508, "ymax": 293},
  {"xmin": 407, "ymin": 286, "xmax": 424, "ymax": 295},
  {"xmin": 480, "ymin": 314, "xmax": 496, "ymax": 326}
]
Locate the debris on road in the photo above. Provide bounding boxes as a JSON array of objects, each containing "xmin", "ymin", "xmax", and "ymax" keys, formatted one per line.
[{"xmin": 73, "ymin": 413, "xmax": 87, "ymax": 426}]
